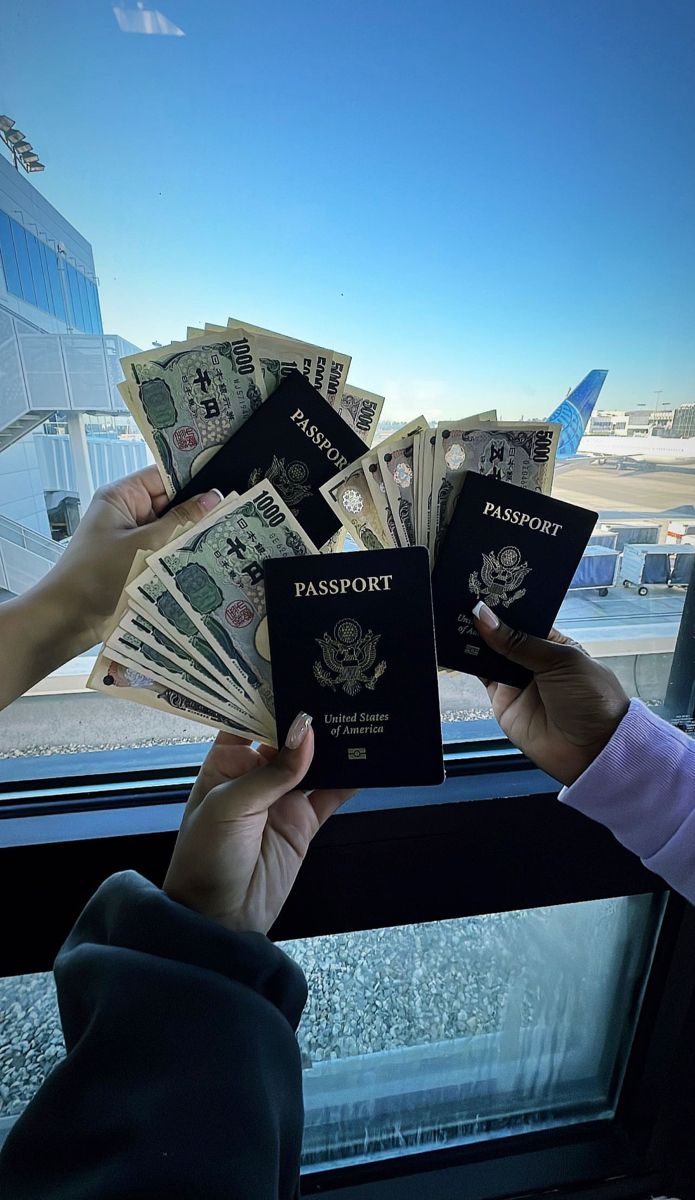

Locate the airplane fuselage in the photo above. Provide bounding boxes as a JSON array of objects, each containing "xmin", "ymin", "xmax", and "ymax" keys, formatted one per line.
[{"xmin": 579, "ymin": 435, "xmax": 695, "ymax": 466}]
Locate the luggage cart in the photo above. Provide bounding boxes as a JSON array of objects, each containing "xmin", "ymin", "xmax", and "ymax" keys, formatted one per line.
[
  {"xmin": 589, "ymin": 528, "xmax": 618, "ymax": 550},
  {"xmin": 607, "ymin": 522, "xmax": 660, "ymax": 553},
  {"xmin": 569, "ymin": 545, "xmax": 620, "ymax": 597},
  {"xmin": 618, "ymin": 543, "xmax": 695, "ymax": 596}
]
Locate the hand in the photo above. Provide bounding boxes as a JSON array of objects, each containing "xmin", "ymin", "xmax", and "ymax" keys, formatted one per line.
[
  {"xmin": 45, "ymin": 466, "xmax": 223, "ymax": 650},
  {"xmin": 472, "ymin": 602, "xmax": 630, "ymax": 786},
  {"xmin": 163, "ymin": 715, "xmax": 355, "ymax": 934}
]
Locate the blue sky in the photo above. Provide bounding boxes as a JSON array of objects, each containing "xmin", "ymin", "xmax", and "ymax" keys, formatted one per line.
[{"xmin": 2, "ymin": 0, "xmax": 694, "ymax": 419}]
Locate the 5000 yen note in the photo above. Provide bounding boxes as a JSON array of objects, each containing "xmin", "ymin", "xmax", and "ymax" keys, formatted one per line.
[
  {"xmin": 364, "ymin": 458, "xmax": 400, "ymax": 548},
  {"xmin": 428, "ymin": 410, "xmax": 497, "ymax": 559},
  {"xmin": 379, "ymin": 437, "xmax": 418, "ymax": 548},
  {"xmin": 320, "ymin": 463, "xmax": 389, "ymax": 550},
  {"xmin": 121, "ymin": 332, "xmax": 266, "ymax": 496},
  {"xmin": 147, "ymin": 483, "xmax": 318, "ymax": 725},
  {"xmin": 336, "ymin": 384, "xmax": 384, "ymax": 446},
  {"xmin": 431, "ymin": 420, "xmax": 560, "ymax": 562}
]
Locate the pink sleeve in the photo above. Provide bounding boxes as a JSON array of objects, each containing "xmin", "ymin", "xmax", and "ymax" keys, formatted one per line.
[{"xmin": 559, "ymin": 699, "xmax": 695, "ymax": 903}]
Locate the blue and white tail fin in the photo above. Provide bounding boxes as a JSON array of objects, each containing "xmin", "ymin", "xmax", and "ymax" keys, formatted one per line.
[{"xmin": 547, "ymin": 369, "xmax": 608, "ymax": 458}]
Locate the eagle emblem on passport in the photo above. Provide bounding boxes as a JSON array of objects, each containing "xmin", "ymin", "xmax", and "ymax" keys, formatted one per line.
[
  {"xmin": 313, "ymin": 618, "xmax": 387, "ymax": 696},
  {"xmin": 249, "ymin": 456, "xmax": 312, "ymax": 513},
  {"xmin": 469, "ymin": 545, "xmax": 531, "ymax": 608}
]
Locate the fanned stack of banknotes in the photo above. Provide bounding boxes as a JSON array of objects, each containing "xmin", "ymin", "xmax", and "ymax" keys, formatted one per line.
[{"xmin": 88, "ymin": 317, "xmax": 559, "ymax": 744}]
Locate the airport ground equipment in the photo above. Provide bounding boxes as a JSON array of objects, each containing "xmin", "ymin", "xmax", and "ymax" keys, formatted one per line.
[
  {"xmin": 569, "ymin": 545, "xmax": 620, "ymax": 597},
  {"xmin": 619, "ymin": 543, "xmax": 695, "ymax": 596},
  {"xmin": 607, "ymin": 522, "xmax": 660, "ymax": 553},
  {"xmin": 589, "ymin": 529, "xmax": 618, "ymax": 549}
]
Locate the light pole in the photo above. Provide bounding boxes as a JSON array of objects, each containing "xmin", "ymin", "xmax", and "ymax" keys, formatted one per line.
[{"xmin": 0, "ymin": 116, "xmax": 45, "ymax": 174}]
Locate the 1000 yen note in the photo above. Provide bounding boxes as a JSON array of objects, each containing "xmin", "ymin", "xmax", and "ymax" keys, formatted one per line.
[
  {"xmin": 125, "ymin": 563, "xmax": 260, "ymax": 713},
  {"xmin": 203, "ymin": 321, "xmax": 325, "ymax": 398},
  {"xmin": 121, "ymin": 332, "xmax": 266, "ymax": 496},
  {"xmin": 117, "ymin": 610, "xmax": 268, "ymax": 736},
  {"xmin": 320, "ymin": 464, "xmax": 389, "ymax": 550},
  {"xmin": 431, "ymin": 420, "xmax": 560, "ymax": 562},
  {"xmin": 147, "ymin": 483, "xmax": 318, "ymax": 725},
  {"xmin": 225, "ymin": 319, "xmax": 350, "ymax": 405},
  {"xmin": 89, "ymin": 651, "xmax": 271, "ymax": 741},
  {"xmin": 104, "ymin": 628, "xmax": 268, "ymax": 738},
  {"xmin": 105, "ymin": 628, "xmax": 241, "ymax": 718}
]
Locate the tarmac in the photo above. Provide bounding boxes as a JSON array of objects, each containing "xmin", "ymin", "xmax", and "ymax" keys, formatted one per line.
[{"xmin": 0, "ymin": 461, "xmax": 692, "ymax": 762}]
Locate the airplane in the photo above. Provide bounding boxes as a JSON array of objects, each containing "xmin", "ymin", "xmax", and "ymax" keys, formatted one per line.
[
  {"xmin": 548, "ymin": 370, "xmax": 695, "ymax": 467},
  {"xmin": 547, "ymin": 369, "xmax": 609, "ymax": 458},
  {"xmin": 578, "ymin": 432, "xmax": 695, "ymax": 468}
]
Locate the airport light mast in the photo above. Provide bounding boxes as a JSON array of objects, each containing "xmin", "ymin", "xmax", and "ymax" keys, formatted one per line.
[{"xmin": 0, "ymin": 116, "xmax": 45, "ymax": 173}]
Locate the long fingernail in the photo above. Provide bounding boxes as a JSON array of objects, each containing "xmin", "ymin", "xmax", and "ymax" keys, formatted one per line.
[
  {"xmin": 199, "ymin": 489, "xmax": 224, "ymax": 512},
  {"xmin": 472, "ymin": 600, "xmax": 499, "ymax": 630},
  {"xmin": 285, "ymin": 711, "xmax": 312, "ymax": 749}
]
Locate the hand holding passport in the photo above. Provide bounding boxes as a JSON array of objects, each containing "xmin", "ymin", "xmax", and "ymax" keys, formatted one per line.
[{"xmin": 94, "ymin": 319, "xmax": 598, "ymax": 789}]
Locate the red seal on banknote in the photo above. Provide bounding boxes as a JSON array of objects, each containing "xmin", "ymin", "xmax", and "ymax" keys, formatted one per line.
[
  {"xmin": 225, "ymin": 600, "xmax": 254, "ymax": 628},
  {"xmin": 173, "ymin": 426, "xmax": 199, "ymax": 450}
]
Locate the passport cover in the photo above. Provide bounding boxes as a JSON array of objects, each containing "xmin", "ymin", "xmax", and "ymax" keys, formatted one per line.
[
  {"xmin": 265, "ymin": 547, "xmax": 444, "ymax": 789},
  {"xmin": 164, "ymin": 371, "xmax": 365, "ymax": 546},
  {"xmin": 432, "ymin": 472, "xmax": 597, "ymax": 687}
]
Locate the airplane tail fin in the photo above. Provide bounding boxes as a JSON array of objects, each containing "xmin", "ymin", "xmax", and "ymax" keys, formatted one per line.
[{"xmin": 548, "ymin": 369, "xmax": 608, "ymax": 458}]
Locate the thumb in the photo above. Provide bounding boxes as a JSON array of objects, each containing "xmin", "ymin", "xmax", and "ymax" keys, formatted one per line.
[
  {"xmin": 137, "ymin": 489, "xmax": 224, "ymax": 553},
  {"xmin": 471, "ymin": 600, "xmax": 575, "ymax": 674},
  {"xmin": 206, "ymin": 717, "xmax": 315, "ymax": 819}
]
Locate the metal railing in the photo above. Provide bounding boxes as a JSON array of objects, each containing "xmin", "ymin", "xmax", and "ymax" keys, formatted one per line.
[{"xmin": 0, "ymin": 512, "xmax": 64, "ymax": 563}]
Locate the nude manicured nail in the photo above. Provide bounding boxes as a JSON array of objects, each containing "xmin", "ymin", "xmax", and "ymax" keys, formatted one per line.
[
  {"xmin": 199, "ymin": 489, "xmax": 224, "ymax": 512},
  {"xmin": 285, "ymin": 712, "xmax": 312, "ymax": 749},
  {"xmin": 472, "ymin": 600, "xmax": 500, "ymax": 630}
]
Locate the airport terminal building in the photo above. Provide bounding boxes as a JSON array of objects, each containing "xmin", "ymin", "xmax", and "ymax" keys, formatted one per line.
[{"xmin": 0, "ymin": 152, "xmax": 141, "ymax": 596}]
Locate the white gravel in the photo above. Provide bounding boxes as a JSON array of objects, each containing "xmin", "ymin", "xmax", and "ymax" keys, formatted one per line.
[{"xmin": 1, "ymin": 912, "xmax": 541, "ymax": 1120}]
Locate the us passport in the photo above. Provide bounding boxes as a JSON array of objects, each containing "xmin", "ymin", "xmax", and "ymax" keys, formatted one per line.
[
  {"xmin": 164, "ymin": 371, "xmax": 365, "ymax": 547},
  {"xmin": 265, "ymin": 547, "xmax": 444, "ymax": 789},
  {"xmin": 432, "ymin": 472, "xmax": 597, "ymax": 687}
]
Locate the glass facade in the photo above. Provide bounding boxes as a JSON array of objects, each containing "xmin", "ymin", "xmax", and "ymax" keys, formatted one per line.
[
  {"xmin": 0, "ymin": 895, "xmax": 664, "ymax": 1167},
  {"xmin": 0, "ymin": 210, "xmax": 102, "ymax": 334}
]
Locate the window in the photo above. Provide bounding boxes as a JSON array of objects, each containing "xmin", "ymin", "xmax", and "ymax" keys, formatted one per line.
[
  {"xmin": 43, "ymin": 244, "xmax": 67, "ymax": 323},
  {"xmin": 285, "ymin": 895, "xmax": 664, "ymax": 1171},
  {"xmin": 9, "ymin": 220, "xmax": 36, "ymax": 307},
  {"xmin": 25, "ymin": 230, "xmax": 49, "ymax": 313},
  {"xmin": 0, "ymin": 212, "xmax": 22, "ymax": 297},
  {"xmin": 0, "ymin": 894, "xmax": 667, "ymax": 1166},
  {"xmin": 65, "ymin": 262, "xmax": 85, "ymax": 330},
  {"xmin": 0, "ymin": 212, "xmax": 97, "ymax": 330}
]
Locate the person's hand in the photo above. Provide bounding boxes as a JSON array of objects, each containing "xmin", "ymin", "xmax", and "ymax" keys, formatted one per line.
[
  {"xmin": 472, "ymin": 601, "xmax": 630, "ymax": 786},
  {"xmin": 163, "ymin": 715, "xmax": 355, "ymax": 934},
  {"xmin": 44, "ymin": 466, "xmax": 223, "ymax": 651}
]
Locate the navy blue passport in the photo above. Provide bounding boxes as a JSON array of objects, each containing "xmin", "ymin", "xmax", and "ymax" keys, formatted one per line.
[
  {"xmin": 265, "ymin": 547, "xmax": 444, "ymax": 789},
  {"xmin": 432, "ymin": 472, "xmax": 597, "ymax": 687},
  {"xmin": 164, "ymin": 371, "xmax": 365, "ymax": 546}
]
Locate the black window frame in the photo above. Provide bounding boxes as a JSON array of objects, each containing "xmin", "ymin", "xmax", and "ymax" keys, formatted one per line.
[{"xmin": 1, "ymin": 743, "xmax": 693, "ymax": 1199}]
